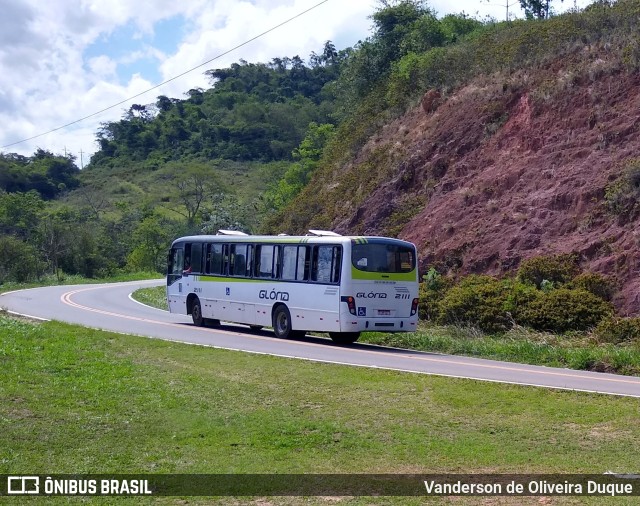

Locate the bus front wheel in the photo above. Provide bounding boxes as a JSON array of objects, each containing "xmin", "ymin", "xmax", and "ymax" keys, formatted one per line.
[
  {"xmin": 329, "ymin": 332, "xmax": 360, "ymax": 344},
  {"xmin": 191, "ymin": 297, "xmax": 204, "ymax": 327}
]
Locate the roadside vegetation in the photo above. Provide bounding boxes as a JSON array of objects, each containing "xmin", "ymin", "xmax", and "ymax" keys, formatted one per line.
[{"xmin": 2, "ymin": 315, "xmax": 639, "ymax": 495}]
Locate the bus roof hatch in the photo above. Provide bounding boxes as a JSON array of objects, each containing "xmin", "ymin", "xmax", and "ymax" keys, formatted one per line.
[{"xmin": 307, "ymin": 229, "xmax": 342, "ymax": 237}]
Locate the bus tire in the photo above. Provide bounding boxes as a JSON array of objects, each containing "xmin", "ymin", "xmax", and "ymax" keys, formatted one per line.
[
  {"xmin": 191, "ymin": 297, "xmax": 205, "ymax": 327},
  {"xmin": 329, "ymin": 332, "xmax": 360, "ymax": 344},
  {"xmin": 272, "ymin": 305, "xmax": 294, "ymax": 339}
]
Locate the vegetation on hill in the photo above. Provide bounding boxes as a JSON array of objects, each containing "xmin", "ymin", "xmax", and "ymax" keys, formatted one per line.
[
  {"xmin": 90, "ymin": 41, "xmax": 345, "ymax": 169},
  {"xmin": 0, "ymin": 149, "xmax": 79, "ymax": 199}
]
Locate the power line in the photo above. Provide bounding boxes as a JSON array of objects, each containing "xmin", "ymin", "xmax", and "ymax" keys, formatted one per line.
[{"xmin": 1, "ymin": 0, "xmax": 330, "ymax": 150}]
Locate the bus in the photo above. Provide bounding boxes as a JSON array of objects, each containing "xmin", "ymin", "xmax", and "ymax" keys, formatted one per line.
[{"xmin": 166, "ymin": 230, "xmax": 419, "ymax": 344}]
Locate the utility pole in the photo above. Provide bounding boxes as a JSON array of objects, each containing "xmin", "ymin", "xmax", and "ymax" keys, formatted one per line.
[
  {"xmin": 79, "ymin": 149, "xmax": 84, "ymax": 170},
  {"xmin": 483, "ymin": 0, "xmax": 518, "ymax": 21}
]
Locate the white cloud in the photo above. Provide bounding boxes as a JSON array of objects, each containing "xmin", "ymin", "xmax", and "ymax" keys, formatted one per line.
[
  {"xmin": 88, "ymin": 55, "xmax": 118, "ymax": 79},
  {"xmin": 0, "ymin": 0, "xmax": 594, "ymax": 161}
]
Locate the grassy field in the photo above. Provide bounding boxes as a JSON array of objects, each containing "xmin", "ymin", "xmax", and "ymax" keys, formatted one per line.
[
  {"xmin": 1, "ymin": 314, "xmax": 640, "ymax": 505},
  {"xmin": 132, "ymin": 286, "xmax": 640, "ymax": 377}
]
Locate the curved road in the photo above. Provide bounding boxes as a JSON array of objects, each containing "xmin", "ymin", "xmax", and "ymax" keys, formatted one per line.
[{"xmin": 2, "ymin": 280, "xmax": 640, "ymax": 398}]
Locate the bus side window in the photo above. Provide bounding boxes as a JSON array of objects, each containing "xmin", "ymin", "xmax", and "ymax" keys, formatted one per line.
[
  {"xmin": 170, "ymin": 247, "xmax": 184, "ymax": 275},
  {"xmin": 209, "ymin": 244, "xmax": 223, "ymax": 274},
  {"xmin": 312, "ymin": 245, "xmax": 341, "ymax": 284},
  {"xmin": 273, "ymin": 245, "xmax": 281, "ymax": 279},
  {"xmin": 222, "ymin": 244, "xmax": 230, "ymax": 276},
  {"xmin": 205, "ymin": 244, "xmax": 212, "ymax": 274},
  {"xmin": 245, "ymin": 245, "xmax": 254, "ymax": 277},
  {"xmin": 230, "ymin": 244, "xmax": 247, "ymax": 277},
  {"xmin": 332, "ymin": 246, "xmax": 342, "ymax": 283},
  {"xmin": 297, "ymin": 246, "xmax": 309, "ymax": 281},
  {"xmin": 282, "ymin": 246, "xmax": 297, "ymax": 281},
  {"xmin": 256, "ymin": 245, "xmax": 274, "ymax": 278},
  {"xmin": 191, "ymin": 243, "xmax": 203, "ymax": 274},
  {"xmin": 184, "ymin": 244, "xmax": 192, "ymax": 273}
]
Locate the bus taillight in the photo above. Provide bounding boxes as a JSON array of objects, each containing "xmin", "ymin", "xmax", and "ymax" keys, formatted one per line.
[
  {"xmin": 341, "ymin": 296, "xmax": 357, "ymax": 316},
  {"xmin": 410, "ymin": 298, "xmax": 419, "ymax": 316}
]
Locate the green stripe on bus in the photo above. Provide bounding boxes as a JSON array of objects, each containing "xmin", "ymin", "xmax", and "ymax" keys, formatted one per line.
[{"xmin": 350, "ymin": 267, "xmax": 417, "ymax": 282}]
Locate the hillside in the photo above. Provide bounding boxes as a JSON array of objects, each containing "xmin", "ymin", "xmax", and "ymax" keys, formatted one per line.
[{"xmin": 271, "ymin": 1, "xmax": 640, "ymax": 316}]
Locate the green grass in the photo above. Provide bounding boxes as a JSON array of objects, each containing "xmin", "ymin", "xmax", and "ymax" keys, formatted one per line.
[
  {"xmin": 0, "ymin": 271, "xmax": 162, "ymax": 295},
  {"xmin": 132, "ymin": 286, "xmax": 640, "ymax": 377},
  {"xmin": 1, "ymin": 314, "xmax": 639, "ymax": 505},
  {"xmin": 131, "ymin": 284, "xmax": 168, "ymax": 310}
]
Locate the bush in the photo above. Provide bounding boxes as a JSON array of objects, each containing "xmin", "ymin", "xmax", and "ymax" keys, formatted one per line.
[
  {"xmin": 604, "ymin": 158, "xmax": 640, "ymax": 219},
  {"xmin": 594, "ymin": 317, "xmax": 640, "ymax": 344},
  {"xmin": 419, "ymin": 267, "xmax": 453, "ymax": 321},
  {"xmin": 516, "ymin": 288, "xmax": 613, "ymax": 333},
  {"xmin": 0, "ymin": 235, "xmax": 43, "ymax": 283},
  {"xmin": 437, "ymin": 275, "xmax": 513, "ymax": 334},
  {"xmin": 517, "ymin": 254, "xmax": 580, "ymax": 288},
  {"xmin": 568, "ymin": 272, "xmax": 615, "ymax": 301}
]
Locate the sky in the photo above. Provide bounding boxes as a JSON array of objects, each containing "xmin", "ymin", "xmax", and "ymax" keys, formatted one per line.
[{"xmin": 0, "ymin": 0, "xmax": 593, "ymax": 165}]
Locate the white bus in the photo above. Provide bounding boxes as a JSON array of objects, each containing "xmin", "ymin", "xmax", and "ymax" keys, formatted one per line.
[{"xmin": 166, "ymin": 230, "xmax": 419, "ymax": 344}]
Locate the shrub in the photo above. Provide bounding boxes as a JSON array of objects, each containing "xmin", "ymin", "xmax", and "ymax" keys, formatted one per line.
[
  {"xmin": 437, "ymin": 275, "xmax": 513, "ymax": 334},
  {"xmin": 419, "ymin": 267, "xmax": 453, "ymax": 320},
  {"xmin": 604, "ymin": 159, "xmax": 640, "ymax": 220},
  {"xmin": 0, "ymin": 235, "xmax": 42, "ymax": 283},
  {"xmin": 568, "ymin": 272, "xmax": 616, "ymax": 301},
  {"xmin": 594, "ymin": 317, "xmax": 640, "ymax": 344},
  {"xmin": 517, "ymin": 254, "xmax": 580, "ymax": 288},
  {"xmin": 516, "ymin": 288, "xmax": 613, "ymax": 333},
  {"xmin": 503, "ymin": 279, "xmax": 539, "ymax": 319}
]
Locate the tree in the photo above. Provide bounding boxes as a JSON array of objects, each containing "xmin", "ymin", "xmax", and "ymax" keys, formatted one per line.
[
  {"xmin": 0, "ymin": 235, "xmax": 42, "ymax": 283},
  {"xmin": 262, "ymin": 123, "xmax": 335, "ymax": 211},
  {"xmin": 127, "ymin": 215, "xmax": 172, "ymax": 272},
  {"xmin": 519, "ymin": 0, "xmax": 556, "ymax": 19},
  {"xmin": 160, "ymin": 164, "xmax": 220, "ymax": 228},
  {"xmin": 37, "ymin": 212, "xmax": 73, "ymax": 281},
  {"xmin": 200, "ymin": 193, "xmax": 250, "ymax": 234},
  {"xmin": 0, "ymin": 190, "xmax": 44, "ymax": 237}
]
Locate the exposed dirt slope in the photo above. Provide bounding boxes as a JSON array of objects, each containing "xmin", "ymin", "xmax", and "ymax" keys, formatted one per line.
[{"xmin": 325, "ymin": 52, "xmax": 640, "ymax": 315}]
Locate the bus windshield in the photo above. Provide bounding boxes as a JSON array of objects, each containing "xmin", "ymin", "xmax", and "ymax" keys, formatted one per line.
[{"xmin": 351, "ymin": 241, "xmax": 415, "ymax": 273}]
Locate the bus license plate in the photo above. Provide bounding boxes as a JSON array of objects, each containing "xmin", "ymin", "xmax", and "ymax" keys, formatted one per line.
[{"xmin": 377, "ymin": 310, "xmax": 391, "ymax": 316}]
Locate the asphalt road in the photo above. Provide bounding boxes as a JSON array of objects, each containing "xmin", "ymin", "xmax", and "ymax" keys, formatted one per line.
[{"xmin": 2, "ymin": 280, "xmax": 640, "ymax": 398}]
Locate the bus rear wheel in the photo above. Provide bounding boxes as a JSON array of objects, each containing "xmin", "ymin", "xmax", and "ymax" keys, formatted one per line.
[
  {"xmin": 273, "ymin": 305, "xmax": 297, "ymax": 339},
  {"xmin": 329, "ymin": 332, "xmax": 360, "ymax": 344},
  {"xmin": 191, "ymin": 297, "xmax": 204, "ymax": 327}
]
